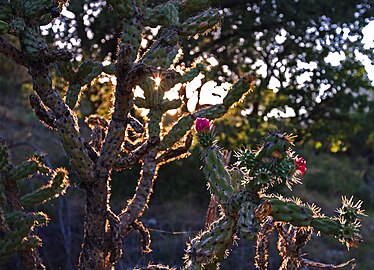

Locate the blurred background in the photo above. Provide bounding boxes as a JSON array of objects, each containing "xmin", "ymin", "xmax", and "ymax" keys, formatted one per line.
[{"xmin": 0, "ymin": 0, "xmax": 373, "ymax": 269}]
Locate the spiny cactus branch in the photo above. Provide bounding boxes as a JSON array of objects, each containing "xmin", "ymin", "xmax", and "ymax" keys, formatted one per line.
[
  {"xmin": 254, "ymin": 217, "xmax": 274, "ymax": 270},
  {"xmin": 0, "ymin": 138, "xmax": 68, "ymax": 269},
  {"xmin": 119, "ymin": 150, "xmax": 158, "ymax": 236},
  {"xmin": 191, "ymin": 118, "xmax": 364, "ymax": 269},
  {"xmin": 156, "ymin": 132, "xmax": 193, "ymax": 165},
  {"xmin": 115, "ymin": 137, "xmax": 160, "ymax": 171},
  {"xmin": 132, "ymin": 220, "xmax": 152, "ymax": 253},
  {"xmin": 0, "ymin": 36, "xmax": 28, "ymax": 66},
  {"xmin": 98, "ymin": 65, "xmax": 170, "ymax": 168},
  {"xmin": 20, "ymin": 169, "xmax": 69, "ymax": 208},
  {"xmin": 185, "ymin": 214, "xmax": 237, "ymax": 267},
  {"xmin": 28, "ymin": 63, "xmax": 94, "ymax": 182},
  {"xmin": 29, "ymin": 94, "xmax": 57, "ymax": 130},
  {"xmin": 44, "ymin": 49, "xmax": 73, "ymax": 63},
  {"xmin": 159, "ymin": 104, "xmax": 227, "ymax": 151},
  {"xmin": 1, "ymin": 0, "xmax": 364, "ymax": 268}
]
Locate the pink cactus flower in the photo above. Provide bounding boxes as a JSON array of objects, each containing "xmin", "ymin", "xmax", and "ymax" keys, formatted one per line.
[
  {"xmin": 195, "ymin": 118, "xmax": 211, "ymax": 133},
  {"xmin": 294, "ymin": 157, "xmax": 307, "ymax": 176}
]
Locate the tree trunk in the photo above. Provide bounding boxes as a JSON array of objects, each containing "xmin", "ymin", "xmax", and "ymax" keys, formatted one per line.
[{"xmin": 78, "ymin": 174, "xmax": 111, "ymax": 270}]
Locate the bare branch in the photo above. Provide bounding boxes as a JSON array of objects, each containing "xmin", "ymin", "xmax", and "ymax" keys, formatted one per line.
[
  {"xmin": 255, "ymin": 217, "xmax": 274, "ymax": 270},
  {"xmin": 301, "ymin": 258, "xmax": 356, "ymax": 269},
  {"xmin": 119, "ymin": 150, "xmax": 158, "ymax": 236},
  {"xmin": 97, "ymin": 64, "xmax": 146, "ymax": 168},
  {"xmin": 98, "ymin": 64, "xmax": 176, "ymax": 167}
]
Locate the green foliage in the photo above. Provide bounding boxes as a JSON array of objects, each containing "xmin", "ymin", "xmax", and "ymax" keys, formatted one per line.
[{"xmin": 298, "ymin": 149, "xmax": 374, "ymax": 207}]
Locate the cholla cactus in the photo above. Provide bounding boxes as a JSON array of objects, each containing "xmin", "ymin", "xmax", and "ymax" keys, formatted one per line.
[
  {"xmin": 0, "ymin": 0, "xmax": 365, "ymax": 269},
  {"xmin": 185, "ymin": 119, "xmax": 365, "ymax": 270},
  {"xmin": 0, "ymin": 0, "xmax": 255, "ymax": 269},
  {"xmin": 0, "ymin": 138, "xmax": 69, "ymax": 268}
]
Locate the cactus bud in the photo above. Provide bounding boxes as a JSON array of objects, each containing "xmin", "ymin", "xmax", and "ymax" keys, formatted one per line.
[
  {"xmin": 294, "ymin": 157, "xmax": 307, "ymax": 176},
  {"xmin": 195, "ymin": 118, "xmax": 211, "ymax": 133},
  {"xmin": 195, "ymin": 118, "xmax": 215, "ymax": 147}
]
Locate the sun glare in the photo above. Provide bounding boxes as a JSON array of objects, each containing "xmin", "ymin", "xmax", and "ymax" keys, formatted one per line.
[{"xmin": 153, "ymin": 76, "xmax": 162, "ymax": 88}]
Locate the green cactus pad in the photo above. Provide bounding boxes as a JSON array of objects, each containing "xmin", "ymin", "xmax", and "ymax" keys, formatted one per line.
[
  {"xmin": 0, "ymin": 20, "xmax": 9, "ymax": 35},
  {"xmin": 57, "ymin": 61, "xmax": 77, "ymax": 82},
  {"xmin": 201, "ymin": 145, "xmax": 234, "ymax": 203},
  {"xmin": 77, "ymin": 60, "xmax": 103, "ymax": 85},
  {"xmin": 223, "ymin": 74, "xmax": 256, "ymax": 107},
  {"xmin": 21, "ymin": 168, "xmax": 69, "ymax": 208},
  {"xmin": 144, "ymin": 2, "xmax": 180, "ymax": 27},
  {"xmin": 65, "ymin": 83, "xmax": 82, "ymax": 109},
  {"xmin": 185, "ymin": 215, "xmax": 236, "ymax": 266},
  {"xmin": 0, "ymin": 2, "xmax": 12, "ymax": 22},
  {"xmin": 238, "ymin": 202, "xmax": 257, "ymax": 240},
  {"xmin": 179, "ymin": 0, "xmax": 210, "ymax": 15},
  {"xmin": 180, "ymin": 8, "xmax": 221, "ymax": 38},
  {"xmin": 264, "ymin": 197, "xmax": 314, "ymax": 227}
]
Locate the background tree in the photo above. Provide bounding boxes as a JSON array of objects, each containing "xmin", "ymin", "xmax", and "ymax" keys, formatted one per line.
[
  {"xmin": 45, "ymin": 0, "xmax": 374, "ymax": 151},
  {"xmin": 191, "ymin": 0, "xmax": 374, "ymax": 151}
]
